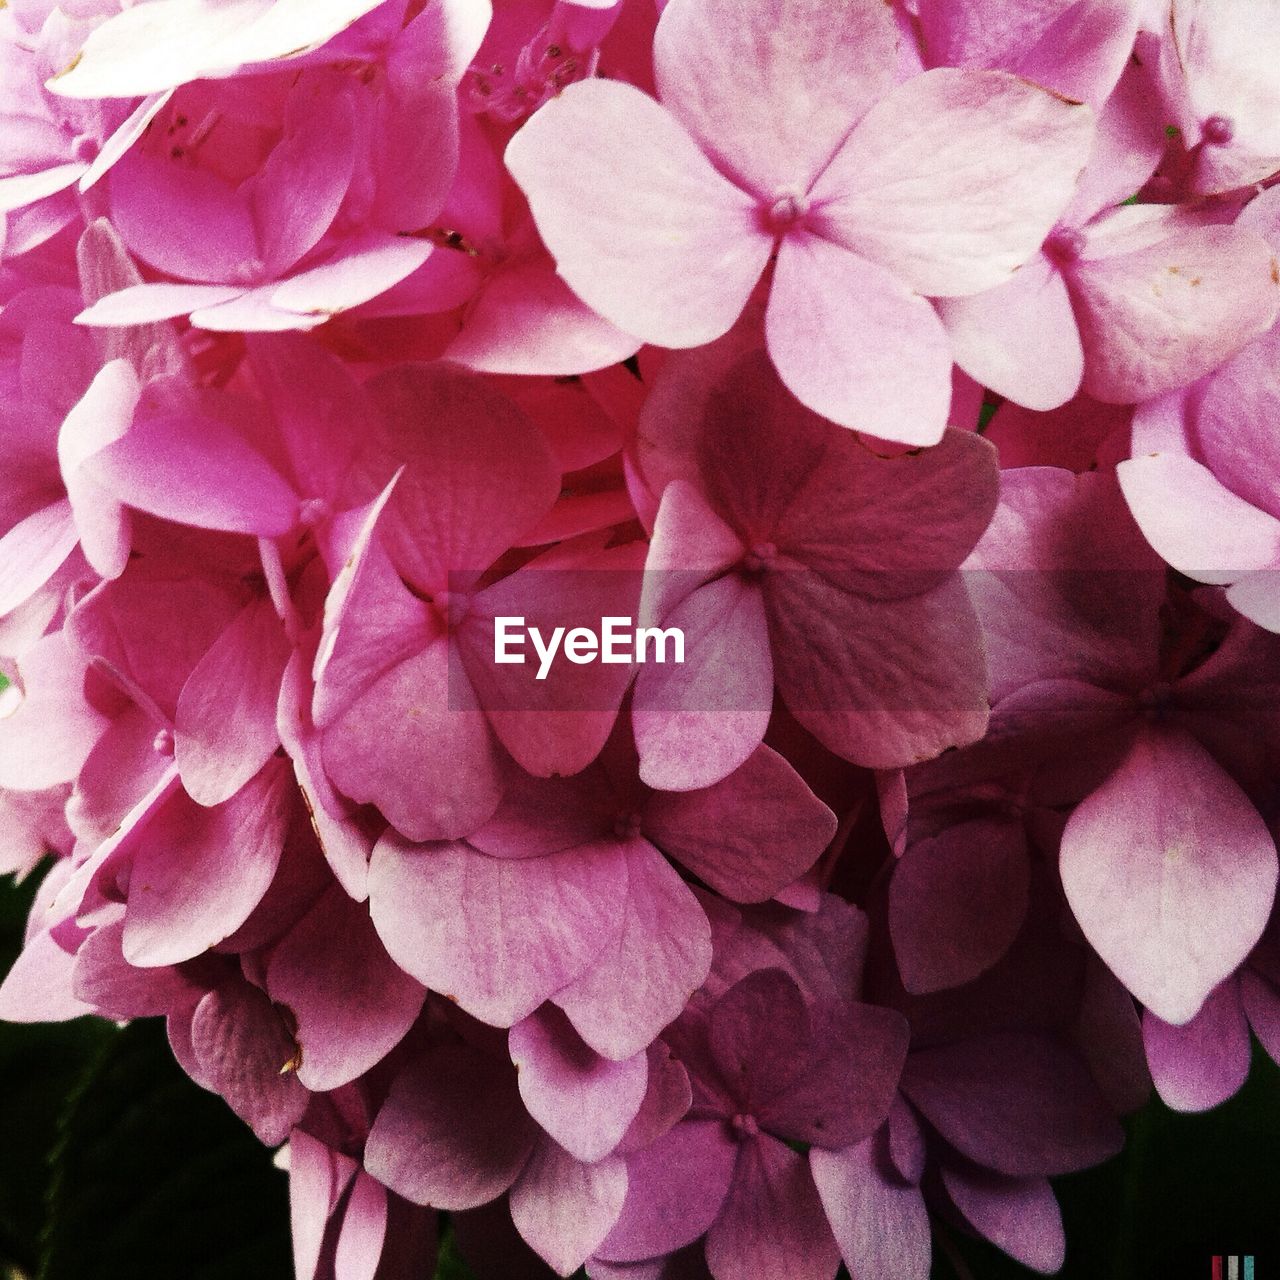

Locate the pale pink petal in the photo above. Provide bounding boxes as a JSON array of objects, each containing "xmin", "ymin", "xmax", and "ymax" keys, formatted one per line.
[
  {"xmin": 1142, "ymin": 981, "xmax": 1251, "ymax": 1112},
  {"xmin": 510, "ymin": 1141, "xmax": 628, "ymax": 1277},
  {"xmin": 812, "ymin": 68, "xmax": 1094, "ymax": 297},
  {"xmin": 510, "ymin": 1005, "xmax": 648, "ymax": 1163},
  {"xmin": 0, "ymin": 928, "xmax": 94, "ymax": 1022},
  {"xmin": 51, "ymin": 0, "xmax": 386, "ymax": 98},
  {"xmin": 1116, "ymin": 453, "xmax": 1280, "ymax": 584},
  {"xmin": 0, "ymin": 630, "xmax": 108, "ymax": 792},
  {"xmin": 1060, "ymin": 725, "xmax": 1278, "ymax": 1025},
  {"xmin": 0, "ymin": 499, "xmax": 78, "ymax": 617},
  {"xmin": 633, "ymin": 574, "xmax": 772, "ymax": 793},
  {"xmin": 653, "ymin": 0, "xmax": 896, "ymax": 196},
  {"xmin": 58, "ymin": 359, "xmax": 136, "ymax": 578},
  {"xmin": 446, "ymin": 260, "xmax": 641, "ymax": 377},
  {"xmin": 334, "ymin": 1172, "xmax": 387, "ymax": 1280},
  {"xmin": 175, "ymin": 597, "xmax": 291, "ymax": 806},
  {"xmin": 811, "ymin": 1139, "xmax": 931, "ymax": 1280},
  {"xmin": 765, "ymin": 232, "xmax": 953, "ymax": 444},
  {"xmin": 941, "ymin": 1166, "xmax": 1065, "ymax": 1275},
  {"xmin": 1072, "ymin": 223, "xmax": 1280, "ymax": 403},
  {"xmin": 937, "ymin": 255, "xmax": 1084, "ymax": 411},
  {"xmin": 270, "ymin": 234, "xmax": 435, "ymax": 319},
  {"xmin": 553, "ymin": 840, "xmax": 712, "ymax": 1061},
  {"xmin": 266, "ymin": 885, "xmax": 426, "ymax": 1092},
  {"xmin": 77, "ymin": 283, "xmax": 246, "ymax": 327},
  {"xmin": 507, "ymin": 79, "xmax": 772, "ymax": 347},
  {"xmin": 368, "ymin": 834, "xmax": 627, "ymax": 1027},
  {"xmin": 289, "ymin": 1129, "xmax": 347, "ymax": 1280},
  {"xmin": 122, "ymin": 761, "xmax": 291, "ymax": 967}
]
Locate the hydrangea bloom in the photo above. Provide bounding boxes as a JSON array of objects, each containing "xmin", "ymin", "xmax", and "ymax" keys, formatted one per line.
[{"xmin": 0, "ymin": 1, "xmax": 1277, "ymax": 1277}]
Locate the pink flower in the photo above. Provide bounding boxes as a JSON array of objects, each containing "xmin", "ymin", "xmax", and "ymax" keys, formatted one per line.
[{"xmin": 507, "ymin": 0, "xmax": 1095, "ymax": 444}]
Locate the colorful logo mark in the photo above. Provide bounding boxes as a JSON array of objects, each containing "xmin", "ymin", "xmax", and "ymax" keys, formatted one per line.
[{"xmin": 1213, "ymin": 1258, "xmax": 1256, "ymax": 1280}]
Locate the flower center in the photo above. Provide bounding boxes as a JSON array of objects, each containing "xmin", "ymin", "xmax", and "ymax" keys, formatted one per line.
[
  {"xmin": 730, "ymin": 1113, "xmax": 760, "ymax": 1140},
  {"xmin": 742, "ymin": 542, "xmax": 778, "ymax": 575},
  {"xmin": 432, "ymin": 590, "xmax": 471, "ymax": 630},
  {"xmin": 152, "ymin": 728, "xmax": 175, "ymax": 757},
  {"xmin": 1138, "ymin": 681, "xmax": 1174, "ymax": 720},
  {"xmin": 1202, "ymin": 114, "xmax": 1235, "ymax": 147},
  {"xmin": 762, "ymin": 191, "xmax": 809, "ymax": 234},
  {"xmin": 1044, "ymin": 225, "xmax": 1086, "ymax": 266},
  {"xmin": 612, "ymin": 810, "xmax": 643, "ymax": 840}
]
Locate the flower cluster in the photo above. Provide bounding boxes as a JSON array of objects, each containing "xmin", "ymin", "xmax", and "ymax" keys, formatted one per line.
[{"xmin": 1, "ymin": 0, "xmax": 1279, "ymax": 1276}]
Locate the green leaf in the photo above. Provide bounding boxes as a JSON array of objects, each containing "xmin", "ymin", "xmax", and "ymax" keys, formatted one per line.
[
  {"xmin": 0, "ymin": 870, "xmax": 117, "ymax": 1275},
  {"xmin": 38, "ymin": 1019, "xmax": 292, "ymax": 1280}
]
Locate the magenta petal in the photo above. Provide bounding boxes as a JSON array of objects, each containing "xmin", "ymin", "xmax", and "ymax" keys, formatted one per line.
[
  {"xmin": 369, "ymin": 362, "xmax": 560, "ymax": 593},
  {"xmin": 266, "ymin": 885, "xmax": 425, "ymax": 1092},
  {"xmin": 900, "ymin": 1031, "xmax": 1124, "ymax": 1176},
  {"xmin": 652, "ymin": 0, "xmax": 896, "ymax": 196},
  {"xmin": 190, "ymin": 979, "xmax": 309, "ymax": 1147},
  {"xmin": 109, "ymin": 150, "xmax": 260, "ymax": 283},
  {"xmin": 87, "ymin": 407, "xmax": 300, "ymax": 536},
  {"xmin": 1142, "ymin": 981, "xmax": 1251, "ymax": 1113},
  {"xmin": 1060, "ymin": 725, "xmax": 1278, "ymax": 1025},
  {"xmin": 510, "ymin": 1141, "xmax": 628, "ymax": 1276},
  {"xmin": 811, "ymin": 1139, "xmax": 931, "ymax": 1280},
  {"xmin": 941, "ymin": 1166, "xmax": 1065, "ymax": 1275},
  {"xmin": 553, "ymin": 839, "xmax": 712, "ymax": 1061},
  {"xmin": 766, "ymin": 233, "xmax": 953, "ymax": 443},
  {"xmin": 322, "ymin": 638, "xmax": 504, "ymax": 843},
  {"xmin": 889, "ymin": 818, "xmax": 1030, "ymax": 993},
  {"xmin": 445, "ymin": 260, "xmax": 641, "ymax": 377},
  {"xmin": 643, "ymin": 746, "xmax": 835, "ymax": 903},
  {"xmin": 596, "ymin": 1120, "xmax": 736, "ymax": 1263},
  {"xmin": 812, "ymin": 68, "xmax": 1094, "ymax": 297},
  {"xmin": 122, "ymin": 761, "xmax": 290, "ymax": 967},
  {"xmin": 365, "ymin": 1042, "xmax": 537, "ymax": 1212},
  {"xmin": 72, "ymin": 918, "xmax": 199, "ymax": 1019},
  {"xmin": 507, "ymin": 79, "xmax": 772, "ymax": 348},
  {"xmin": 705, "ymin": 1136, "xmax": 840, "ymax": 1280},
  {"xmin": 510, "ymin": 1005, "xmax": 648, "ymax": 1163},
  {"xmin": 368, "ymin": 834, "xmax": 627, "ymax": 1027},
  {"xmin": 767, "ymin": 572, "xmax": 990, "ymax": 769},
  {"xmin": 248, "ymin": 85, "xmax": 357, "ymax": 279},
  {"xmin": 175, "ymin": 598, "xmax": 291, "ymax": 807}
]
